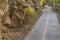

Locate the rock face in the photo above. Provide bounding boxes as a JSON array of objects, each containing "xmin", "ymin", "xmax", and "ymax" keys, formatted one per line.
[
  {"xmin": 0, "ymin": 0, "xmax": 8, "ymax": 15},
  {"xmin": 0, "ymin": 0, "xmax": 9, "ymax": 28},
  {"xmin": 1, "ymin": 0, "xmax": 26, "ymax": 27},
  {"xmin": 1, "ymin": 0, "xmax": 42, "ymax": 40},
  {"xmin": 0, "ymin": 0, "xmax": 42, "ymax": 27}
]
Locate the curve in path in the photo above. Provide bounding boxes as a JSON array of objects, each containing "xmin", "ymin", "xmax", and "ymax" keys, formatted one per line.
[{"xmin": 24, "ymin": 6, "xmax": 60, "ymax": 40}]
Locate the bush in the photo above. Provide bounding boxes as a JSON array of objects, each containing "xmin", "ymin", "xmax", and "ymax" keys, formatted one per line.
[{"xmin": 25, "ymin": 6, "xmax": 35, "ymax": 16}]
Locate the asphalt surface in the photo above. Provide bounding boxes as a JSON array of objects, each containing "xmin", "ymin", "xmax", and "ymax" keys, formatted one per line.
[{"xmin": 24, "ymin": 6, "xmax": 60, "ymax": 40}]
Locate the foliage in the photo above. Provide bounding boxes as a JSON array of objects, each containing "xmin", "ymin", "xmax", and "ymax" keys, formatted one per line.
[
  {"xmin": 40, "ymin": 0, "xmax": 46, "ymax": 6},
  {"xmin": 25, "ymin": 6, "xmax": 35, "ymax": 16},
  {"xmin": 52, "ymin": 0, "xmax": 60, "ymax": 13},
  {"xmin": 55, "ymin": 0, "xmax": 60, "ymax": 4}
]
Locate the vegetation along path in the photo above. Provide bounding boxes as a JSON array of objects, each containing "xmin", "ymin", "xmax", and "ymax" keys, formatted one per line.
[{"xmin": 24, "ymin": 5, "xmax": 60, "ymax": 40}]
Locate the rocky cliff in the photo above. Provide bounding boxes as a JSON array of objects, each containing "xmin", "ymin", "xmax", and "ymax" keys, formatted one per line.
[{"xmin": 0, "ymin": 0, "xmax": 42, "ymax": 40}]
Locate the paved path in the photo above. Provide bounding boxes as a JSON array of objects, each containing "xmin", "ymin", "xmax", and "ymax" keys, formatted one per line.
[{"xmin": 24, "ymin": 6, "xmax": 60, "ymax": 40}]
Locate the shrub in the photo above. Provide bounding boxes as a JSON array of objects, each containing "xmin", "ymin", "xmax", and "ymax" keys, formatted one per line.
[{"xmin": 25, "ymin": 6, "xmax": 35, "ymax": 16}]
